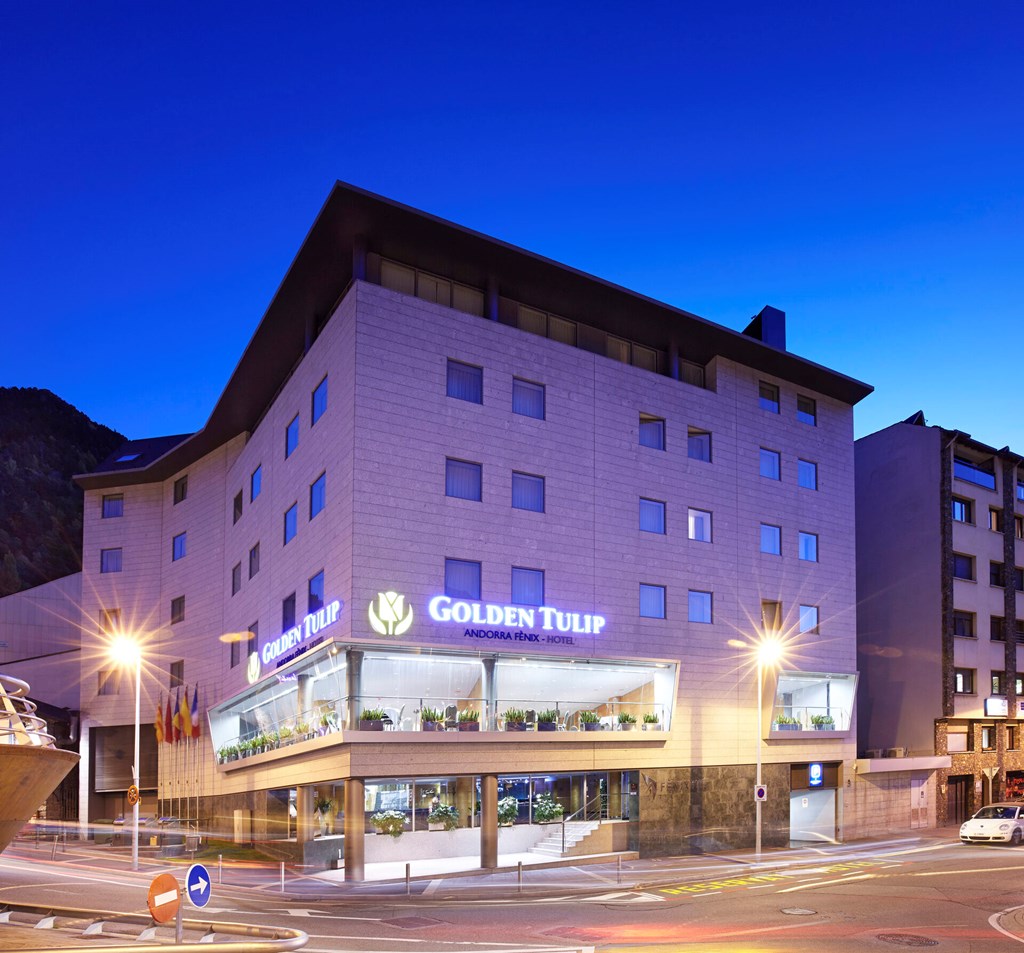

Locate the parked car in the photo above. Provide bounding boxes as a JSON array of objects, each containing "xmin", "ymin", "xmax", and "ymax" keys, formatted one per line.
[{"xmin": 960, "ymin": 802, "xmax": 1024, "ymax": 845}]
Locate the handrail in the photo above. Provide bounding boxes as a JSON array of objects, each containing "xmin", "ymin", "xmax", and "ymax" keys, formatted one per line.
[
  {"xmin": 0, "ymin": 672, "xmax": 58, "ymax": 748},
  {"xmin": 561, "ymin": 794, "xmax": 605, "ymax": 853}
]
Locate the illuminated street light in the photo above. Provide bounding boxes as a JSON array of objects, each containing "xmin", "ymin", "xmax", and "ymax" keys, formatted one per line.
[{"xmin": 110, "ymin": 635, "xmax": 142, "ymax": 872}]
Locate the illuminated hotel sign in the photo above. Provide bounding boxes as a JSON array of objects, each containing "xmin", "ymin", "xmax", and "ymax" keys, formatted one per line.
[
  {"xmin": 262, "ymin": 599, "xmax": 342, "ymax": 665},
  {"xmin": 428, "ymin": 596, "xmax": 606, "ymax": 635},
  {"xmin": 808, "ymin": 762, "xmax": 823, "ymax": 787},
  {"xmin": 368, "ymin": 591, "xmax": 414, "ymax": 636}
]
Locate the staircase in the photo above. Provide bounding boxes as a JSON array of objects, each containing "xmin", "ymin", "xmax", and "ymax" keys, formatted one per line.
[{"xmin": 529, "ymin": 820, "xmax": 602, "ymax": 858}]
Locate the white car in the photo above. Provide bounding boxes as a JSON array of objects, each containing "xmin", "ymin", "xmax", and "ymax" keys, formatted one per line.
[{"xmin": 960, "ymin": 802, "xmax": 1024, "ymax": 845}]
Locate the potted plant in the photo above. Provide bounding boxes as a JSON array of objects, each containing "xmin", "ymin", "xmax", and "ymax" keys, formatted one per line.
[
  {"xmin": 427, "ymin": 803, "xmax": 460, "ymax": 831},
  {"xmin": 359, "ymin": 707, "xmax": 388, "ymax": 731},
  {"xmin": 278, "ymin": 724, "xmax": 295, "ymax": 745},
  {"xmin": 774, "ymin": 714, "xmax": 801, "ymax": 731},
  {"xmin": 617, "ymin": 712, "xmax": 637, "ymax": 731},
  {"xmin": 497, "ymin": 796, "xmax": 519, "ymax": 826},
  {"xmin": 503, "ymin": 708, "xmax": 527, "ymax": 731},
  {"xmin": 537, "ymin": 709, "xmax": 559, "ymax": 732},
  {"xmin": 578, "ymin": 710, "xmax": 601, "ymax": 731},
  {"xmin": 458, "ymin": 709, "xmax": 480, "ymax": 732},
  {"xmin": 533, "ymin": 792, "xmax": 563, "ymax": 823},
  {"xmin": 314, "ymin": 796, "xmax": 335, "ymax": 835},
  {"xmin": 420, "ymin": 706, "xmax": 444, "ymax": 731},
  {"xmin": 371, "ymin": 810, "xmax": 407, "ymax": 837},
  {"xmin": 217, "ymin": 744, "xmax": 238, "ymax": 763},
  {"xmin": 642, "ymin": 712, "xmax": 660, "ymax": 730},
  {"xmin": 811, "ymin": 714, "xmax": 836, "ymax": 730},
  {"xmin": 296, "ymin": 720, "xmax": 312, "ymax": 740},
  {"xmin": 319, "ymin": 710, "xmax": 338, "ymax": 734}
]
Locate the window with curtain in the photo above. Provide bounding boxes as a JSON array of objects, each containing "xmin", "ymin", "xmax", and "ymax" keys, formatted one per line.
[
  {"xmin": 100, "ymin": 548, "xmax": 122, "ymax": 573},
  {"xmin": 688, "ymin": 508, "xmax": 712, "ymax": 542},
  {"xmin": 512, "ymin": 378, "xmax": 545, "ymax": 419},
  {"xmin": 445, "ymin": 559, "xmax": 481, "ymax": 599},
  {"xmin": 688, "ymin": 590, "xmax": 712, "ymax": 623},
  {"xmin": 639, "ymin": 498, "xmax": 665, "ymax": 534},
  {"xmin": 799, "ymin": 604, "xmax": 819, "ymax": 633},
  {"xmin": 310, "ymin": 472, "xmax": 327, "ymax": 517},
  {"xmin": 798, "ymin": 532, "xmax": 818, "ymax": 562},
  {"xmin": 639, "ymin": 584, "xmax": 666, "ymax": 619},
  {"xmin": 760, "ymin": 523, "xmax": 781, "ymax": 554},
  {"xmin": 446, "ymin": 459, "xmax": 482, "ymax": 501},
  {"xmin": 172, "ymin": 533, "xmax": 187, "ymax": 561},
  {"xmin": 639, "ymin": 414, "xmax": 665, "ymax": 450},
  {"xmin": 446, "ymin": 359, "xmax": 483, "ymax": 403},
  {"xmin": 687, "ymin": 429, "xmax": 711, "ymax": 462},
  {"xmin": 249, "ymin": 542, "xmax": 260, "ymax": 579},
  {"xmin": 511, "ymin": 567, "xmax": 544, "ymax": 606},
  {"xmin": 511, "ymin": 472, "xmax": 544, "ymax": 512},
  {"xmin": 760, "ymin": 449, "xmax": 781, "ymax": 480}
]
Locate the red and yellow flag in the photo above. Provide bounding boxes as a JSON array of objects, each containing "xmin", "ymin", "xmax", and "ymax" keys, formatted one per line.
[
  {"xmin": 181, "ymin": 684, "xmax": 193, "ymax": 738},
  {"xmin": 172, "ymin": 688, "xmax": 182, "ymax": 742},
  {"xmin": 154, "ymin": 695, "xmax": 164, "ymax": 744}
]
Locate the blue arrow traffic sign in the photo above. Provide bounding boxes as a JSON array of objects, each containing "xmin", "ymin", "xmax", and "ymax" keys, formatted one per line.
[{"xmin": 185, "ymin": 863, "xmax": 211, "ymax": 908}]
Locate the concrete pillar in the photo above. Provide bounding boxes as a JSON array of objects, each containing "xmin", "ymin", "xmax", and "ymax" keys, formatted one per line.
[
  {"xmin": 344, "ymin": 778, "xmax": 365, "ymax": 882},
  {"xmin": 295, "ymin": 785, "xmax": 315, "ymax": 844},
  {"xmin": 455, "ymin": 776, "xmax": 475, "ymax": 828},
  {"xmin": 570, "ymin": 774, "xmax": 584, "ymax": 814},
  {"xmin": 482, "ymin": 657, "xmax": 497, "ymax": 730},
  {"xmin": 480, "ymin": 774, "xmax": 498, "ymax": 868},
  {"xmin": 608, "ymin": 771, "xmax": 622, "ymax": 819},
  {"xmin": 346, "ymin": 650, "xmax": 364, "ymax": 730}
]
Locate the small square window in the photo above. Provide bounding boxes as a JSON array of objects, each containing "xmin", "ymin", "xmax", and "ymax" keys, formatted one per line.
[
  {"xmin": 953, "ymin": 610, "xmax": 975, "ymax": 638},
  {"xmin": 511, "ymin": 567, "xmax": 544, "ymax": 606},
  {"xmin": 233, "ymin": 490, "xmax": 243, "ymax": 525},
  {"xmin": 100, "ymin": 548, "xmax": 122, "ymax": 573},
  {"xmin": 251, "ymin": 465, "xmax": 262, "ymax": 502},
  {"xmin": 990, "ymin": 508, "xmax": 1003, "ymax": 532},
  {"xmin": 951, "ymin": 497, "xmax": 973, "ymax": 523},
  {"xmin": 759, "ymin": 381, "xmax": 780, "ymax": 413},
  {"xmin": 102, "ymin": 494, "xmax": 124, "ymax": 518},
  {"xmin": 639, "ymin": 584, "xmax": 666, "ymax": 619},
  {"xmin": 447, "ymin": 359, "xmax": 483, "ymax": 403},
  {"xmin": 173, "ymin": 475, "xmax": 188, "ymax": 504},
  {"xmin": 760, "ymin": 449, "xmax": 781, "ymax": 481},
  {"xmin": 172, "ymin": 532, "xmax": 187, "ymax": 561},
  {"xmin": 310, "ymin": 472, "xmax": 327, "ymax": 518},
  {"xmin": 169, "ymin": 659, "xmax": 184, "ymax": 689},
  {"xmin": 955, "ymin": 668, "xmax": 975, "ymax": 694},
  {"xmin": 249, "ymin": 542, "xmax": 260, "ymax": 579},
  {"xmin": 312, "ymin": 375, "xmax": 328, "ymax": 425},
  {"xmin": 285, "ymin": 415, "xmax": 299, "ymax": 458},
  {"xmin": 798, "ymin": 604, "xmax": 819, "ymax": 634},
  {"xmin": 798, "ymin": 531, "xmax": 818, "ymax": 562},
  {"xmin": 760, "ymin": 524, "xmax": 781, "ymax": 555},
  {"xmin": 688, "ymin": 508, "xmax": 712, "ymax": 543},
  {"xmin": 445, "ymin": 558, "xmax": 481, "ymax": 599},
  {"xmin": 511, "ymin": 472, "xmax": 544, "ymax": 512},
  {"xmin": 953, "ymin": 553, "xmax": 974, "ymax": 580},
  {"xmin": 282, "ymin": 593, "xmax": 296, "ymax": 630},
  {"xmin": 512, "ymin": 378, "xmax": 545, "ymax": 419},
  {"xmin": 798, "ymin": 459, "xmax": 818, "ymax": 490},
  {"xmin": 308, "ymin": 570, "xmax": 325, "ymax": 614},
  {"xmin": 639, "ymin": 414, "xmax": 665, "ymax": 451},
  {"xmin": 688, "ymin": 590, "xmax": 712, "ymax": 624},
  {"xmin": 761, "ymin": 600, "xmax": 782, "ymax": 631},
  {"xmin": 99, "ymin": 608, "xmax": 121, "ymax": 633},
  {"xmin": 687, "ymin": 428, "xmax": 712, "ymax": 462},
  {"xmin": 170, "ymin": 596, "xmax": 185, "ymax": 624},
  {"xmin": 446, "ymin": 459, "xmax": 482, "ymax": 502},
  {"xmin": 231, "ymin": 562, "xmax": 242, "ymax": 595},
  {"xmin": 639, "ymin": 498, "xmax": 666, "ymax": 534},
  {"xmin": 796, "ymin": 395, "xmax": 817, "ymax": 426},
  {"xmin": 283, "ymin": 503, "xmax": 298, "ymax": 545}
]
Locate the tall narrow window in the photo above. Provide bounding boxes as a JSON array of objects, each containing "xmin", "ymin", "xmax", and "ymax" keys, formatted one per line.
[
  {"xmin": 760, "ymin": 449, "xmax": 781, "ymax": 480},
  {"xmin": 688, "ymin": 590, "xmax": 712, "ymax": 624},
  {"xmin": 639, "ymin": 584, "xmax": 666, "ymax": 619},
  {"xmin": 444, "ymin": 558, "xmax": 481, "ymax": 599},
  {"xmin": 687, "ymin": 428, "xmax": 711, "ymax": 462},
  {"xmin": 310, "ymin": 472, "xmax": 327, "ymax": 518},
  {"xmin": 172, "ymin": 533, "xmax": 187, "ymax": 561},
  {"xmin": 283, "ymin": 503, "xmax": 298, "ymax": 544},
  {"xmin": 512, "ymin": 378, "xmax": 545, "ymax": 419},
  {"xmin": 989, "ymin": 508, "xmax": 1003, "ymax": 532},
  {"xmin": 639, "ymin": 498, "xmax": 666, "ymax": 534},
  {"xmin": 639, "ymin": 414, "xmax": 665, "ymax": 450},
  {"xmin": 798, "ymin": 459, "xmax": 818, "ymax": 490},
  {"xmin": 446, "ymin": 360, "xmax": 483, "ymax": 403},
  {"xmin": 308, "ymin": 570, "xmax": 325, "ymax": 614},
  {"xmin": 100, "ymin": 548, "xmax": 122, "ymax": 573},
  {"xmin": 311, "ymin": 376, "xmax": 328, "ymax": 425},
  {"xmin": 511, "ymin": 567, "xmax": 544, "ymax": 606},
  {"xmin": 98, "ymin": 669, "xmax": 121, "ymax": 696},
  {"xmin": 796, "ymin": 395, "xmax": 817, "ymax": 426},
  {"xmin": 231, "ymin": 562, "xmax": 242, "ymax": 596},
  {"xmin": 759, "ymin": 381, "xmax": 780, "ymax": 413},
  {"xmin": 798, "ymin": 532, "xmax": 819, "ymax": 562},
  {"xmin": 446, "ymin": 459, "xmax": 482, "ymax": 502},
  {"xmin": 511, "ymin": 472, "xmax": 544, "ymax": 512},
  {"xmin": 251, "ymin": 465, "xmax": 262, "ymax": 502},
  {"xmin": 249, "ymin": 542, "xmax": 260, "ymax": 579},
  {"xmin": 761, "ymin": 600, "xmax": 782, "ymax": 631},
  {"xmin": 233, "ymin": 490, "xmax": 243, "ymax": 524},
  {"xmin": 170, "ymin": 660, "xmax": 184, "ymax": 689},
  {"xmin": 230, "ymin": 634, "xmax": 241, "ymax": 669},
  {"xmin": 170, "ymin": 597, "xmax": 185, "ymax": 624},
  {"xmin": 173, "ymin": 475, "xmax": 188, "ymax": 504},
  {"xmin": 102, "ymin": 494, "xmax": 124, "ymax": 518},
  {"xmin": 248, "ymin": 621, "xmax": 259, "ymax": 657},
  {"xmin": 285, "ymin": 415, "xmax": 299, "ymax": 458},
  {"xmin": 99, "ymin": 608, "xmax": 122, "ymax": 633},
  {"xmin": 798, "ymin": 604, "xmax": 819, "ymax": 633},
  {"xmin": 688, "ymin": 508, "xmax": 712, "ymax": 542},
  {"xmin": 282, "ymin": 593, "xmax": 296, "ymax": 630},
  {"xmin": 760, "ymin": 523, "xmax": 781, "ymax": 555}
]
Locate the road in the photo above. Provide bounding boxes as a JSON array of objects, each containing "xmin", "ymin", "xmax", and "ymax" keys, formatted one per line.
[{"xmin": 3, "ymin": 834, "xmax": 1024, "ymax": 951}]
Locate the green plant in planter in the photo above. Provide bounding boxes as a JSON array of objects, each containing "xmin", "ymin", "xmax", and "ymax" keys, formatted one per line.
[
  {"xmin": 533, "ymin": 792, "xmax": 564, "ymax": 822},
  {"xmin": 810, "ymin": 714, "xmax": 836, "ymax": 728},
  {"xmin": 278, "ymin": 724, "xmax": 295, "ymax": 743},
  {"xmin": 497, "ymin": 796, "xmax": 519, "ymax": 825},
  {"xmin": 457, "ymin": 708, "xmax": 480, "ymax": 722},
  {"xmin": 217, "ymin": 744, "xmax": 238, "ymax": 761},
  {"xmin": 371, "ymin": 810, "xmax": 407, "ymax": 837},
  {"xmin": 296, "ymin": 720, "xmax": 311, "ymax": 736},
  {"xmin": 617, "ymin": 712, "xmax": 637, "ymax": 725},
  {"xmin": 420, "ymin": 706, "xmax": 443, "ymax": 725},
  {"xmin": 537, "ymin": 709, "xmax": 559, "ymax": 723},
  {"xmin": 319, "ymin": 710, "xmax": 338, "ymax": 732},
  {"xmin": 578, "ymin": 710, "xmax": 600, "ymax": 724},
  {"xmin": 503, "ymin": 708, "xmax": 527, "ymax": 728},
  {"xmin": 774, "ymin": 714, "xmax": 801, "ymax": 727},
  {"xmin": 314, "ymin": 795, "xmax": 335, "ymax": 816},
  {"xmin": 360, "ymin": 707, "xmax": 388, "ymax": 721},
  {"xmin": 427, "ymin": 803, "xmax": 460, "ymax": 831},
  {"xmin": 642, "ymin": 712, "xmax": 660, "ymax": 725}
]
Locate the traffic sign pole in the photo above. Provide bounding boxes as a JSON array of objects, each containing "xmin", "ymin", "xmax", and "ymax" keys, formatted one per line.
[{"xmin": 175, "ymin": 890, "xmax": 183, "ymax": 945}]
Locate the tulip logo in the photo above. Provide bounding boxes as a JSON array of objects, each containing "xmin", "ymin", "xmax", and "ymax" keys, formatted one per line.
[
  {"xmin": 368, "ymin": 591, "xmax": 414, "ymax": 636},
  {"xmin": 246, "ymin": 651, "xmax": 261, "ymax": 685}
]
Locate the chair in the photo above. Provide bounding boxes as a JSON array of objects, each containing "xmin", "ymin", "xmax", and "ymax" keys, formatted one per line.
[
  {"xmin": 525, "ymin": 709, "xmax": 537, "ymax": 730},
  {"xmin": 444, "ymin": 705, "xmax": 458, "ymax": 731}
]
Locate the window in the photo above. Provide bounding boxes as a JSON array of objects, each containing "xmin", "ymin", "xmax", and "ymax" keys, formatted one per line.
[
  {"xmin": 231, "ymin": 562, "xmax": 242, "ymax": 596},
  {"xmin": 952, "ymin": 553, "xmax": 974, "ymax": 580},
  {"xmin": 1018, "ymin": 676, "xmax": 1024, "ymax": 695},
  {"xmin": 283, "ymin": 503, "xmax": 298, "ymax": 544},
  {"xmin": 798, "ymin": 532, "xmax": 818, "ymax": 562},
  {"xmin": 992, "ymin": 671, "xmax": 1006, "ymax": 695},
  {"xmin": 310, "ymin": 472, "xmax": 327, "ymax": 518},
  {"xmin": 1016, "ymin": 515, "xmax": 1024, "ymax": 540},
  {"xmin": 688, "ymin": 590, "xmax": 712, "ymax": 624},
  {"xmin": 991, "ymin": 616, "xmax": 1006, "ymax": 641},
  {"xmin": 951, "ymin": 497, "xmax": 973, "ymax": 523},
  {"xmin": 233, "ymin": 491, "xmax": 243, "ymax": 525},
  {"xmin": 511, "ymin": 567, "xmax": 544, "ymax": 606},
  {"xmin": 798, "ymin": 459, "xmax": 818, "ymax": 490},
  {"xmin": 249, "ymin": 542, "xmax": 260, "ymax": 579},
  {"xmin": 444, "ymin": 558, "xmax": 481, "ymax": 599},
  {"xmin": 173, "ymin": 475, "xmax": 188, "ymax": 504},
  {"xmin": 446, "ymin": 459, "xmax": 482, "ymax": 502},
  {"xmin": 312, "ymin": 376, "xmax": 328, "ymax": 425},
  {"xmin": 687, "ymin": 428, "xmax": 712, "ymax": 462},
  {"xmin": 285, "ymin": 415, "xmax": 299, "ymax": 458},
  {"xmin": 639, "ymin": 414, "xmax": 665, "ymax": 450},
  {"xmin": 447, "ymin": 359, "xmax": 483, "ymax": 403},
  {"xmin": 639, "ymin": 498, "xmax": 666, "ymax": 534},
  {"xmin": 248, "ymin": 621, "xmax": 259, "ymax": 655},
  {"xmin": 230, "ymin": 634, "xmax": 241, "ymax": 669},
  {"xmin": 251, "ymin": 465, "xmax": 262, "ymax": 502},
  {"xmin": 759, "ymin": 381, "xmax": 780, "ymax": 413},
  {"xmin": 172, "ymin": 532, "xmax": 187, "ymax": 561},
  {"xmin": 954, "ymin": 668, "xmax": 975, "ymax": 693},
  {"xmin": 982, "ymin": 726, "xmax": 996, "ymax": 751},
  {"xmin": 761, "ymin": 600, "xmax": 782, "ymax": 631},
  {"xmin": 991, "ymin": 562, "xmax": 1006, "ymax": 587},
  {"xmin": 989, "ymin": 508, "xmax": 1003, "ymax": 532},
  {"xmin": 102, "ymin": 494, "xmax": 123, "ymax": 518},
  {"xmin": 953, "ymin": 456, "xmax": 995, "ymax": 490},
  {"xmin": 760, "ymin": 524, "xmax": 781, "ymax": 555},
  {"xmin": 512, "ymin": 378, "xmax": 545, "ymax": 419},
  {"xmin": 170, "ymin": 659, "xmax": 184, "ymax": 689},
  {"xmin": 282, "ymin": 593, "xmax": 296, "ymax": 631},
  {"xmin": 760, "ymin": 449, "xmax": 781, "ymax": 480},
  {"xmin": 796, "ymin": 395, "xmax": 817, "ymax": 426},
  {"xmin": 688, "ymin": 508, "xmax": 712, "ymax": 543},
  {"xmin": 99, "ymin": 608, "xmax": 121, "ymax": 633},
  {"xmin": 511, "ymin": 472, "xmax": 544, "ymax": 512},
  {"xmin": 639, "ymin": 584, "xmax": 666, "ymax": 619},
  {"xmin": 308, "ymin": 570, "xmax": 325, "ymax": 614},
  {"xmin": 952, "ymin": 611, "xmax": 975, "ymax": 638},
  {"xmin": 1009, "ymin": 725, "xmax": 1018, "ymax": 751},
  {"xmin": 170, "ymin": 597, "xmax": 184, "ymax": 625},
  {"xmin": 100, "ymin": 548, "xmax": 122, "ymax": 573},
  {"xmin": 1015, "ymin": 567, "xmax": 1024, "ymax": 592},
  {"xmin": 1018, "ymin": 481, "xmax": 1024, "ymax": 502},
  {"xmin": 798, "ymin": 604, "xmax": 819, "ymax": 634},
  {"xmin": 98, "ymin": 669, "xmax": 120, "ymax": 696},
  {"xmin": 115, "ymin": 452, "xmax": 141, "ymax": 463}
]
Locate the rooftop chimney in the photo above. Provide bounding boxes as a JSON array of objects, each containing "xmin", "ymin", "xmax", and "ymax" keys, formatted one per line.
[{"xmin": 743, "ymin": 305, "xmax": 786, "ymax": 351}]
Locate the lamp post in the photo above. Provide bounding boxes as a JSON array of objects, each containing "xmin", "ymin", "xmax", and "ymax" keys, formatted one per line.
[{"xmin": 111, "ymin": 636, "xmax": 142, "ymax": 872}]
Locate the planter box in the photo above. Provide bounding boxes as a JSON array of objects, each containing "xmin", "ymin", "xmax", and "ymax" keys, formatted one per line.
[
  {"xmin": 642, "ymin": 723, "xmax": 660, "ymax": 731},
  {"xmin": 813, "ymin": 723, "xmax": 835, "ymax": 730},
  {"xmin": 618, "ymin": 723, "xmax": 635, "ymax": 731},
  {"xmin": 505, "ymin": 722, "xmax": 527, "ymax": 732},
  {"xmin": 774, "ymin": 723, "xmax": 800, "ymax": 731},
  {"xmin": 458, "ymin": 721, "xmax": 480, "ymax": 731},
  {"xmin": 537, "ymin": 722, "xmax": 557, "ymax": 732},
  {"xmin": 428, "ymin": 822, "xmax": 446, "ymax": 831},
  {"xmin": 421, "ymin": 721, "xmax": 442, "ymax": 732},
  {"xmin": 583, "ymin": 722, "xmax": 602, "ymax": 731},
  {"xmin": 359, "ymin": 720, "xmax": 385, "ymax": 731}
]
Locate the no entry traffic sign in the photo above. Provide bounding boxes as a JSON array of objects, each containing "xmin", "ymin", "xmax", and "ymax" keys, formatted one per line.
[{"xmin": 147, "ymin": 873, "xmax": 180, "ymax": 924}]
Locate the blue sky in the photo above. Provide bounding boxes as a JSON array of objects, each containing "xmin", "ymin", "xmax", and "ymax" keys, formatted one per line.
[{"xmin": 2, "ymin": 3, "xmax": 1021, "ymax": 446}]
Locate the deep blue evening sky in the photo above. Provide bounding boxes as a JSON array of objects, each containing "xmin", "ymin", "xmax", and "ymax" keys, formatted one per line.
[{"xmin": 2, "ymin": 3, "xmax": 1021, "ymax": 446}]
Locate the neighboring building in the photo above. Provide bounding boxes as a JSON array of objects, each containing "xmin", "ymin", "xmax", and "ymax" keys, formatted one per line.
[
  {"xmin": 71, "ymin": 183, "xmax": 873, "ymax": 877},
  {"xmin": 856, "ymin": 412, "xmax": 1024, "ymax": 827}
]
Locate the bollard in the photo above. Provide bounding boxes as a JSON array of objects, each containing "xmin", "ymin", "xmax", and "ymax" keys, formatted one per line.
[
  {"xmin": 280, "ymin": 861, "xmax": 285, "ymax": 893},
  {"xmin": 175, "ymin": 888, "xmax": 184, "ymax": 944},
  {"xmin": 218, "ymin": 853, "xmax": 223, "ymax": 884},
  {"xmin": 51, "ymin": 835, "xmax": 58, "ymax": 861},
  {"xmin": 617, "ymin": 855, "xmax": 622, "ymax": 884},
  {"xmin": 517, "ymin": 860, "xmax": 523, "ymax": 894},
  {"xmin": 406, "ymin": 862, "xmax": 411, "ymax": 896}
]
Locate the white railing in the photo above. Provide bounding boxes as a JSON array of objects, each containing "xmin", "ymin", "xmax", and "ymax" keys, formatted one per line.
[{"xmin": 0, "ymin": 674, "xmax": 56, "ymax": 747}]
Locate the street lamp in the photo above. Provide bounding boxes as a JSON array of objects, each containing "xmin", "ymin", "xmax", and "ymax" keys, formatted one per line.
[
  {"xmin": 729, "ymin": 633, "xmax": 786, "ymax": 864},
  {"xmin": 110, "ymin": 635, "xmax": 142, "ymax": 872}
]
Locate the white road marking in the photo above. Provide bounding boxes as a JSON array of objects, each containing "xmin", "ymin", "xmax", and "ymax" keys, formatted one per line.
[
  {"xmin": 913, "ymin": 865, "xmax": 1024, "ymax": 877},
  {"xmin": 777, "ymin": 873, "xmax": 873, "ymax": 893},
  {"xmin": 989, "ymin": 903, "xmax": 1024, "ymax": 945}
]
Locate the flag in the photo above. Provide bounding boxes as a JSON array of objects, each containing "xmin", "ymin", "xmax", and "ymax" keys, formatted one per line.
[
  {"xmin": 190, "ymin": 684, "xmax": 200, "ymax": 739},
  {"xmin": 154, "ymin": 695, "xmax": 164, "ymax": 744},
  {"xmin": 164, "ymin": 696, "xmax": 173, "ymax": 745},
  {"xmin": 181, "ymin": 684, "xmax": 193, "ymax": 737},
  {"xmin": 172, "ymin": 688, "xmax": 182, "ymax": 742}
]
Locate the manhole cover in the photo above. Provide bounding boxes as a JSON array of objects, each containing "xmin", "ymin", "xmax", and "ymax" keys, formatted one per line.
[
  {"xmin": 781, "ymin": 907, "xmax": 817, "ymax": 916},
  {"xmin": 382, "ymin": 916, "xmax": 443, "ymax": 930},
  {"xmin": 876, "ymin": 935, "xmax": 939, "ymax": 948}
]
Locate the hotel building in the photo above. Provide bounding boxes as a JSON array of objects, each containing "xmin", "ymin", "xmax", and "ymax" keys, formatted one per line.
[{"xmin": 72, "ymin": 183, "xmax": 876, "ymax": 877}]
